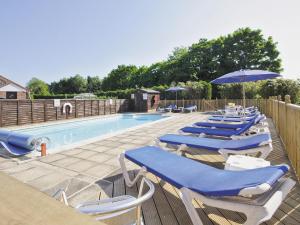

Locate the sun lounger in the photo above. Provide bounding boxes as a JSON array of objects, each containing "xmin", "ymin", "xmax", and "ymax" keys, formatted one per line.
[
  {"xmin": 164, "ymin": 104, "xmax": 177, "ymax": 112},
  {"xmin": 119, "ymin": 146, "xmax": 295, "ymax": 225},
  {"xmin": 180, "ymin": 118, "xmax": 268, "ymax": 138},
  {"xmin": 195, "ymin": 114, "xmax": 266, "ymax": 130},
  {"xmin": 183, "ymin": 105, "xmax": 197, "ymax": 113},
  {"xmin": 158, "ymin": 133, "xmax": 272, "ymax": 159},
  {"xmin": 212, "ymin": 112, "xmax": 257, "ymax": 118},
  {"xmin": 210, "ymin": 111, "xmax": 258, "ymax": 120}
]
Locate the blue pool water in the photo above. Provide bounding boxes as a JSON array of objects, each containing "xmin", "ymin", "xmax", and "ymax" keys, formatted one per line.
[{"xmin": 15, "ymin": 114, "xmax": 167, "ymax": 151}]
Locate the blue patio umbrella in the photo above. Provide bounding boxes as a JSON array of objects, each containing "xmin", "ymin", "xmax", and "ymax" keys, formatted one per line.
[
  {"xmin": 166, "ymin": 86, "xmax": 187, "ymax": 106},
  {"xmin": 211, "ymin": 70, "xmax": 281, "ymax": 113}
]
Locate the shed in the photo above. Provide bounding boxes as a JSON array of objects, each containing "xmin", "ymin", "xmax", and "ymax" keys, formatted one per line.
[{"xmin": 133, "ymin": 89, "xmax": 160, "ymax": 112}]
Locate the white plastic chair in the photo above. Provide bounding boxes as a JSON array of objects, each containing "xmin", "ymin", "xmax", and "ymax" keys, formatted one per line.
[{"xmin": 53, "ymin": 177, "xmax": 154, "ymax": 225}]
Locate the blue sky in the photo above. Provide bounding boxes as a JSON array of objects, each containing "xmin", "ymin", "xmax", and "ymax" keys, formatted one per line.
[{"xmin": 0, "ymin": 0, "xmax": 299, "ymax": 86}]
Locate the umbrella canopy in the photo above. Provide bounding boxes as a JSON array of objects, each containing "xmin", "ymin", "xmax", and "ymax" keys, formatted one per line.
[
  {"xmin": 166, "ymin": 86, "xmax": 187, "ymax": 106},
  {"xmin": 211, "ymin": 69, "xmax": 282, "ymax": 114},
  {"xmin": 211, "ymin": 70, "xmax": 281, "ymax": 84},
  {"xmin": 166, "ymin": 86, "xmax": 187, "ymax": 92}
]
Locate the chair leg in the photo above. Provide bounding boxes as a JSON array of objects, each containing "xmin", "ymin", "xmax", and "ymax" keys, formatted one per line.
[
  {"xmin": 180, "ymin": 188, "xmax": 204, "ymax": 225},
  {"xmin": 118, "ymin": 153, "xmax": 146, "ymax": 187},
  {"xmin": 243, "ymin": 208, "xmax": 268, "ymax": 225}
]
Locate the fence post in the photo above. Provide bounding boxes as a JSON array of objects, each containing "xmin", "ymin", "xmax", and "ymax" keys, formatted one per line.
[
  {"xmin": 31, "ymin": 100, "xmax": 34, "ymax": 123},
  {"xmin": 17, "ymin": 100, "xmax": 20, "ymax": 125},
  {"xmin": 0, "ymin": 101, "xmax": 2, "ymax": 127},
  {"xmin": 44, "ymin": 100, "xmax": 47, "ymax": 122},
  {"xmin": 75, "ymin": 100, "xmax": 77, "ymax": 118},
  {"xmin": 84, "ymin": 100, "xmax": 86, "ymax": 117},
  {"xmin": 98, "ymin": 100, "xmax": 100, "ymax": 115}
]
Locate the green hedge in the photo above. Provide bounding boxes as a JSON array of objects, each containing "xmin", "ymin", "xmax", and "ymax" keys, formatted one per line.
[{"xmin": 32, "ymin": 81, "xmax": 213, "ymax": 100}]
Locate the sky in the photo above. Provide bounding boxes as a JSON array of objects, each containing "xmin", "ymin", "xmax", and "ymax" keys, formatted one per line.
[{"xmin": 0, "ymin": 0, "xmax": 299, "ymax": 86}]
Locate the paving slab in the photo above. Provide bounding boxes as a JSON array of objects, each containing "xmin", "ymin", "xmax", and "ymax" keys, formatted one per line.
[
  {"xmin": 74, "ymin": 150, "xmax": 99, "ymax": 159},
  {"xmin": 12, "ymin": 167, "xmax": 53, "ymax": 183},
  {"xmin": 39, "ymin": 153, "xmax": 67, "ymax": 163},
  {"xmin": 84, "ymin": 164, "xmax": 117, "ymax": 178},
  {"xmin": 88, "ymin": 153, "xmax": 114, "ymax": 163},
  {"xmin": 61, "ymin": 148, "xmax": 84, "ymax": 156},
  {"xmin": 28, "ymin": 172, "xmax": 71, "ymax": 191},
  {"xmin": 50, "ymin": 157, "xmax": 81, "ymax": 167},
  {"xmin": 66, "ymin": 160, "xmax": 98, "ymax": 173}
]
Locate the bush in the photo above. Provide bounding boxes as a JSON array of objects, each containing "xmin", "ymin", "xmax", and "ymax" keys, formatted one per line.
[
  {"xmin": 259, "ymin": 79, "xmax": 300, "ymax": 103},
  {"xmin": 218, "ymin": 82, "xmax": 261, "ymax": 99},
  {"xmin": 32, "ymin": 94, "xmax": 77, "ymax": 99}
]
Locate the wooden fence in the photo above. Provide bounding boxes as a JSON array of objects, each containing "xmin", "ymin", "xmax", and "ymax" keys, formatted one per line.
[
  {"xmin": 0, "ymin": 99, "xmax": 129, "ymax": 127},
  {"xmin": 262, "ymin": 96, "xmax": 300, "ymax": 180}
]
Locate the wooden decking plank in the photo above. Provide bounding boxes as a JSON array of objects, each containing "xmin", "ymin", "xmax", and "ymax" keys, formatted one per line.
[
  {"xmin": 154, "ymin": 176, "xmax": 195, "ymax": 225},
  {"xmin": 216, "ymin": 209, "xmax": 245, "ymax": 225},
  {"xmin": 146, "ymin": 173, "xmax": 180, "ymax": 225},
  {"xmin": 125, "ymin": 170, "xmax": 146, "ymax": 224},
  {"xmin": 135, "ymin": 171, "xmax": 163, "ymax": 225},
  {"xmin": 280, "ymin": 200, "xmax": 300, "ymax": 222},
  {"xmin": 271, "ymin": 207, "xmax": 300, "ymax": 225},
  {"xmin": 264, "ymin": 216, "xmax": 285, "ymax": 225},
  {"xmin": 192, "ymin": 199, "xmax": 233, "ymax": 225},
  {"xmin": 112, "ymin": 174, "xmax": 125, "ymax": 197}
]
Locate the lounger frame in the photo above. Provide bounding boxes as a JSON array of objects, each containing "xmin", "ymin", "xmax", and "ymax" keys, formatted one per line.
[
  {"xmin": 156, "ymin": 138, "xmax": 273, "ymax": 159},
  {"xmin": 119, "ymin": 152, "xmax": 295, "ymax": 225}
]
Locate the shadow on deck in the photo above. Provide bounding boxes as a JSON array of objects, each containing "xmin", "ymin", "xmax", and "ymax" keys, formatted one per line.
[{"xmin": 98, "ymin": 119, "xmax": 300, "ymax": 225}]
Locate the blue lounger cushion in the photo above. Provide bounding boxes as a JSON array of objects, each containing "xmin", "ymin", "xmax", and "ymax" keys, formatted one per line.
[
  {"xmin": 211, "ymin": 112, "xmax": 257, "ymax": 118},
  {"xmin": 0, "ymin": 141, "xmax": 33, "ymax": 156},
  {"xmin": 159, "ymin": 133, "xmax": 271, "ymax": 150},
  {"xmin": 194, "ymin": 121, "xmax": 246, "ymax": 130},
  {"xmin": 194, "ymin": 115, "xmax": 264, "ymax": 130},
  {"xmin": 209, "ymin": 116, "xmax": 256, "ymax": 122},
  {"xmin": 180, "ymin": 119, "xmax": 255, "ymax": 137},
  {"xmin": 0, "ymin": 130, "xmax": 36, "ymax": 156},
  {"xmin": 125, "ymin": 146, "xmax": 288, "ymax": 197}
]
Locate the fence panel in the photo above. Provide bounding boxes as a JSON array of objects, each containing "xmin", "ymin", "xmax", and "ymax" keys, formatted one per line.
[{"xmin": 0, "ymin": 99, "xmax": 129, "ymax": 127}]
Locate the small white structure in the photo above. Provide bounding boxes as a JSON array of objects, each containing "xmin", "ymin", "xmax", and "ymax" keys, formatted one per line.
[
  {"xmin": 62, "ymin": 102, "xmax": 73, "ymax": 114},
  {"xmin": 73, "ymin": 93, "xmax": 97, "ymax": 100}
]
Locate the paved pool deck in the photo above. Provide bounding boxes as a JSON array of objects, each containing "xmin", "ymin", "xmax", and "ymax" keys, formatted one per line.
[{"xmin": 0, "ymin": 112, "xmax": 202, "ymax": 206}]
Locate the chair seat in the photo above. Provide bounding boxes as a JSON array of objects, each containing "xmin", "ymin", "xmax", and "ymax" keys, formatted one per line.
[
  {"xmin": 159, "ymin": 133, "xmax": 271, "ymax": 150},
  {"xmin": 125, "ymin": 146, "xmax": 288, "ymax": 197},
  {"xmin": 194, "ymin": 122, "xmax": 246, "ymax": 129},
  {"xmin": 181, "ymin": 126, "xmax": 238, "ymax": 136}
]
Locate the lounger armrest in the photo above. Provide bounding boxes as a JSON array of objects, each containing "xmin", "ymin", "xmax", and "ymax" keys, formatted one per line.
[
  {"xmin": 239, "ymin": 183, "xmax": 272, "ymax": 196},
  {"xmin": 219, "ymin": 144, "xmax": 272, "ymax": 159},
  {"xmin": 76, "ymin": 178, "xmax": 155, "ymax": 215}
]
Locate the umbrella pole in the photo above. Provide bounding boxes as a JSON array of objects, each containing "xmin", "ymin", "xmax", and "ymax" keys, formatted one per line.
[
  {"xmin": 243, "ymin": 82, "xmax": 246, "ymax": 116},
  {"xmin": 176, "ymin": 91, "xmax": 178, "ymax": 106}
]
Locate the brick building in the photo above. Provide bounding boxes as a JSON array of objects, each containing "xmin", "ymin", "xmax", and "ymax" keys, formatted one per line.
[{"xmin": 0, "ymin": 75, "xmax": 28, "ymax": 99}]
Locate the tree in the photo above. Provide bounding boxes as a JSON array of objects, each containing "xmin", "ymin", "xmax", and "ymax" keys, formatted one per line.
[
  {"xmin": 99, "ymin": 27, "xmax": 282, "ymax": 96},
  {"xmin": 27, "ymin": 77, "xmax": 50, "ymax": 95},
  {"xmin": 87, "ymin": 76, "xmax": 102, "ymax": 93},
  {"xmin": 259, "ymin": 79, "xmax": 300, "ymax": 103},
  {"xmin": 101, "ymin": 65, "xmax": 139, "ymax": 91},
  {"xmin": 49, "ymin": 74, "xmax": 87, "ymax": 94}
]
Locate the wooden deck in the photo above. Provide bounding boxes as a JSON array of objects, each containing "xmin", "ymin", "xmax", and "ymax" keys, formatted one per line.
[{"xmin": 100, "ymin": 119, "xmax": 300, "ymax": 225}]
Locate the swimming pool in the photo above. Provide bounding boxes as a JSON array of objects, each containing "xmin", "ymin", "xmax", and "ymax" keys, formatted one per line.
[{"xmin": 14, "ymin": 114, "xmax": 168, "ymax": 152}]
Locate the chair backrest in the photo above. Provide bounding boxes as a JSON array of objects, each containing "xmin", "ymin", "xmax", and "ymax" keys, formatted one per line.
[{"xmin": 236, "ymin": 117, "xmax": 256, "ymax": 135}]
